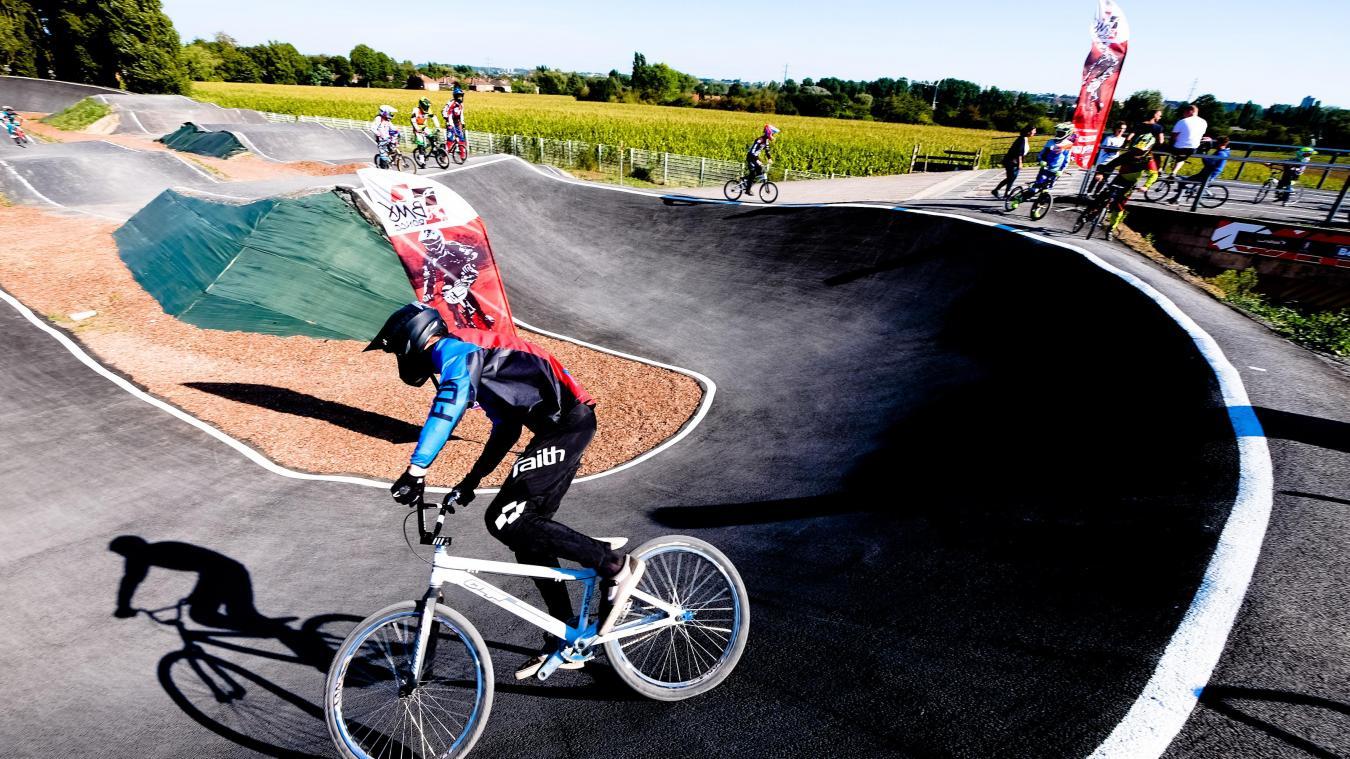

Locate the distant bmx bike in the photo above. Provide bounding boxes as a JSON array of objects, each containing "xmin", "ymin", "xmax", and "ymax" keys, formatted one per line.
[
  {"xmin": 445, "ymin": 127, "xmax": 469, "ymax": 165},
  {"xmin": 1003, "ymin": 172, "xmax": 1058, "ymax": 221},
  {"xmin": 375, "ymin": 130, "xmax": 416, "ymax": 173},
  {"xmin": 323, "ymin": 495, "xmax": 751, "ymax": 758},
  {"xmin": 1251, "ymin": 164, "xmax": 1304, "ymax": 206},
  {"xmin": 724, "ymin": 160, "xmax": 779, "ymax": 203},
  {"xmin": 412, "ymin": 131, "xmax": 451, "ymax": 170},
  {"xmin": 1143, "ymin": 175, "xmax": 1228, "ymax": 208},
  {"xmin": 6, "ymin": 121, "xmax": 28, "ymax": 147}
]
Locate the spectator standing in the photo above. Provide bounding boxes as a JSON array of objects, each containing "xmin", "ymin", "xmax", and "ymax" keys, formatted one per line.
[
  {"xmin": 992, "ymin": 125, "xmax": 1036, "ymax": 199},
  {"xmin": 1168, "ymin": 104, "xmax": 1208, "ymax": 176}
]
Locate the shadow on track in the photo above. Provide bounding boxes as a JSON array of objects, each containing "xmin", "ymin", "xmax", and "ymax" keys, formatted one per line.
[
  {"xmin": 1256, "ymin": 407, "xmax": 1350, "ymax": 453},
  {"xmin": 183, "ymin": 382, "xmax": 423, "ymax": 444},
  {"xmin": 110, "ymin": 537, "xmax": 360, "ymax": 758},
  {"xmin": 1199, "ymin": 685, "xmax": 1350, "ymax": 759}
]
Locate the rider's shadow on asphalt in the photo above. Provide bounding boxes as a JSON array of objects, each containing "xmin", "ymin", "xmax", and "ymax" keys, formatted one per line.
[{"xmin": 109, "ymin": 535, "xmax": 334, "ymax": 669}]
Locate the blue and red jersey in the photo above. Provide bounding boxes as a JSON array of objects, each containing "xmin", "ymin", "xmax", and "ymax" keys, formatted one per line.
[{"xmin": 411, "ymin": 330, "xmax": 593, "ymax": 468}]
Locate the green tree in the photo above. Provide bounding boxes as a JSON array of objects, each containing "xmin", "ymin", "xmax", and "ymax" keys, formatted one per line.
[
  {"xmin": 1191, "ymin": 94, "xmax": 1231, "ymax": 132},
  {"xmin": 1120, "ymin": 90, "xmax": 1164, "ymax": 124},
  {"xmin": 0, "ymin": 0, "xmax": 45, "ymax": 77},
  {"xmin": 36, "ymin": 0, "xmax": 190, "ymax": 93},
  {"xmin": 181, "ymin": 41, "xmax": 222, "ymax": 81}
]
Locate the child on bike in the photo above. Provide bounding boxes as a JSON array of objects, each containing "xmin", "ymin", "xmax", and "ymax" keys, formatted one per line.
[
  {"xmin": 1091, "ymin": 145, "xmax": 1158, "ymax": 236},
  {"xmin": 745, "ymin": 124, "xmax": 779, "ymax": 191},
  {"xmin": 368, "ymin": 303, "xmax": 646, "ymax": 680},
  {"xmin": 1030, "ymin": 123, "xmax": 1075, "ymax": 191},
  {"xmin": 371, "ymin": 105, "xmax": 398, "ymax": 166},
  {"xmin": 1167, "ymin": 136, "xmax": 1230, "ymax": 203},
  {"xmin": 2, "ymin": 106, "xmax": 21, "ymax": 135},
  {"xmin": 442, "ymin": 86, "xmax": 466, "ymax": 146},
  {"xmin": 410, "ymin": 97, "xmax": 440, "ymax": 151},
  {"xmin": 1276, "ymin": 146, "xmax": 1316, "ymax": 202}
]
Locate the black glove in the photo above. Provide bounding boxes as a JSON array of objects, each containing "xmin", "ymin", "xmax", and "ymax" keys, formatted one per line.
[
  {"xmin": 391, "ymin": 469, "xmax": 425, "ymax": 506},
  {"xmin": 450, "ymin": 480, "xmax": 477, "ymax": 506}
]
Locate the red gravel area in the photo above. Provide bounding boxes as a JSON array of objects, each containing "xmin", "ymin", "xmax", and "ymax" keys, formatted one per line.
[{"xmin": 0, "ymin": 204, "xmax": 702, "ymax": 487}]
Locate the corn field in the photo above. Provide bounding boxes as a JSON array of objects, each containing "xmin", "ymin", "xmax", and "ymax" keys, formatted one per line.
[{"xmin": 192, "ymin": 81, "xmax": 1011, "ymax": 177}]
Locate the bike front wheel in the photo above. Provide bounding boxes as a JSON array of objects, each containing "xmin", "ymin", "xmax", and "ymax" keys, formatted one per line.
[
  {"xmin": 1253, "ymin": 179, "xmax": 1276, "ymax": 204},
  {"xmin": 450, "ymin": 141, "xmax": 468, "ymax": 165},
  {"xmin": 1144, "ymin": 179, "xmax": 1171, "ymax": 202},
  {"xmin": 434, "ymin": 147, "xmax": 451, "ymax": 170},
  {"xmin": 604, "ymin": 535, "xmax": 750, "ymax": 702},
  {"xmin": 393, "ymin": 153, "xmax": 417, "ymax": 173},
  {"xmin": 325, "ymin": 601, "xmax": 493, "ymax": 759},
  {"xmin": 1029, "ymin": 191, "xmax": 1053, "ymax": 221},
  {"xmin": 1199, "ymin": 184, "xmax": 1229, "ymax": 208},
  {"xmin": 723, "ymin": 179, "xmax": 745, "ymax": 201},
  {"xmin": 758, "ymin": 181, "xmax": 779, "ymax": 204}
]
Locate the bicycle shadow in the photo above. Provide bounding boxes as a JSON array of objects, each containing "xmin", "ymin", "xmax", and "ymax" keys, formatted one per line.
[
  {"xmin": 1198, "ymin": 685, "xmax": 1350, "ymax": 759},
  {"xmin": 111, "ymin": 536, "xmax": 360, "ymax": 758}
]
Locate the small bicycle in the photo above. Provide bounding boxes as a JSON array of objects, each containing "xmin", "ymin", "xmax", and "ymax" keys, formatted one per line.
[
  {"xmin": 445, "ymin": 125, "xmax": 469, "ymax": 165},
  {"xmin": 5, "ymin": 120, "xmax": 28, "ymax": 147},
  {"xmin": 1003, "ymin": 171, "xmax": 1059, "ymax": 221},
  {"xmin": 374, "ymin": 130, "xmax": 416, "ymax": 173},
  {"xmin": 724, "ymin": 161, "xmax": 779, "ymax": 203},
  {"xmin": 1072, "ymin": 181, "xmax": 1130, "ymax": 240},
  {"xmin": 323, "ymin": 494, "xmax": 751, "ymax": 758},
  {"xmin": 1143, "ymin": 175, "xmax": 1229, "ymax": 208},
  {"xmin": 1251, "ymin": 163, "xmax": 1304, "ymax": 206},
  {"xmin": 412, "ymin": 131, "xmax": 451, "ymax": 170}
]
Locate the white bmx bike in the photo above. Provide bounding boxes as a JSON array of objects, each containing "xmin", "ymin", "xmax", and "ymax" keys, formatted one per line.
[{"xmin": 323, "ymin": 495, "xmax": 751, "ymax": 758}]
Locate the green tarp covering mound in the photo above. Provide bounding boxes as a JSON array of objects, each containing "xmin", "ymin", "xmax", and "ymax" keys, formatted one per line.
[
  {"xmin": 114, "ymin": 187, "xmax": 413, "ymax": 340},
  {"xmin": 158, "ymin": 122, "xmax": 247, "ymax": 159}
]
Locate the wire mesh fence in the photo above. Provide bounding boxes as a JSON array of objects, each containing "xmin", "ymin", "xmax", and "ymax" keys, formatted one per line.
[{"xmin": 258, "ymin": 110, "xmax": 838, "ymax": 187}]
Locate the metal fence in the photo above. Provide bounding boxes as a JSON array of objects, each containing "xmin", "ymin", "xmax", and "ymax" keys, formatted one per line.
[{"xmin": 258, "ymin": 110, "xmax": 837, "ymax": 187}]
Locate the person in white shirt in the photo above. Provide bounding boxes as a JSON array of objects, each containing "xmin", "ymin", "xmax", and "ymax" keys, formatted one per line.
[{"xmin": 1168, "ymin": 104, "xmax": 1208, "ymax": 177}]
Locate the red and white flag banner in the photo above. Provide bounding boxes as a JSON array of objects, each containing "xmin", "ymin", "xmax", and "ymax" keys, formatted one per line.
[
  {"xmin": 356, "ymin": 168, "xmax": 517, "ymax": 337},
  {"xmin": 1070, "ymin": 0, "xmax": 1130, "ymax": 168}
]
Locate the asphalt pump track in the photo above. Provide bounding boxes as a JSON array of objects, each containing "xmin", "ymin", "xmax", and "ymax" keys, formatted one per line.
[{"xmin": 0, "ymin": 157, "xmax": 1256, "ymax": 757}]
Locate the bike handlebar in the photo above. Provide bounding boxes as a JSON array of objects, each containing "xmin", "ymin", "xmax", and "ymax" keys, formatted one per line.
[{"xmin": 412, "ymin": 491, "xmax": 463, "ymax": 547}]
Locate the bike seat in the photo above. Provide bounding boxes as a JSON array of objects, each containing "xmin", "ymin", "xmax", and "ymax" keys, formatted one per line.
[{"xmin": 598, "ymin": 537, "xmax": 628, "ymax": 550}]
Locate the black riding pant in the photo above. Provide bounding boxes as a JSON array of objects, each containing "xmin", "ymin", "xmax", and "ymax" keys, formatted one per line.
[{"xmin": 482, "ymin": 404, "xmax": 620, "ymax": 623}]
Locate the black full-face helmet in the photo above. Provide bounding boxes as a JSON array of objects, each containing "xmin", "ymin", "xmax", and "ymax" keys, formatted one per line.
[{"xmin": 365, "ymin": 303, "xmax": 449, "ymax": 386}]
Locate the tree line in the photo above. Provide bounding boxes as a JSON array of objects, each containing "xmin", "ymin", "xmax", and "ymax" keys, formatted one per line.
[{"xmin": 1, "ymin": 3, "xmax": 1343, "ymax": 148}]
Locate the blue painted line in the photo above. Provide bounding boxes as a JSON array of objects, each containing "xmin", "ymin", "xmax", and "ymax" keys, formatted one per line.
[
  {"xmin": 1227, "ymin": 405, "xmax": 1266, "ymax": 438},
  {"xmin": 994, "ymin": 223, "xmax": 1021, "ymax": 232}
]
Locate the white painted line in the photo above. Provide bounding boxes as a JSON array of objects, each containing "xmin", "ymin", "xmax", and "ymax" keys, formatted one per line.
[
  {"xmin": 167, "ymin": 153, "xmax": 221, "ymax": 183},
  {"xmin": 0, "ymin": 159, "xmax": 121, "ymax": 221},
  {"xmin": 228, "ymin": 130, "xmax": 279, "ymax": 162},
  {"xmin": 123, "ymin": 108, "xmax": 150, "ymax": 135},
  {"xmin": 1247, "ymin": 366, "xmax": 1267, "ymax": 372},
  {"xmin": 96, "ymin": 139, "xmax": 141, "ymax": 153}
]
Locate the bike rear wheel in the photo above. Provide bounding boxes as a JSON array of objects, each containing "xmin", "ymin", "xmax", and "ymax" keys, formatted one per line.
[
  {"xmin": 1086, "ymin": 206, "xmax": 1108, "ymax": 239},
  {"xmin": 325, "ymin": 601, "xmax": 492, "ymax": 759},
  {"xmin": 412, "ymin": 147, "xmax": 428, "ymax": 169},
  {"xmin": 1029, "ymin": 191, "xmax": 1053, "ymax": 221},
  {"xmin": 604, "ymin": 535, "xmax": 750, "ymax": 702},
  {"xmin": 393, "ymin": 153, "xmax": 416, "ymax": 173},
  {"xmin": 723, "ymin": 179, "xmax": 745, "ymax": 201},
  {"xmin": 1280, "ymin": 186, "xmax": 1303, "ymax": 206},
  {"xmin": 1003, "ymin": 187, "xmax": 1025, "ymax": 212},
  {"xmin": 450, "ymin": 140, "xmax": 467, "ymax": 165},
  {"xmin": 758, "ymin": 181, "xmax": 779, "ymax": 204}
]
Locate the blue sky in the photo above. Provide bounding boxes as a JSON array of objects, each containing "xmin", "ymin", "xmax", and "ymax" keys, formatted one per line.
[{"xmin": 163, "ymin": 0, "xmax": 1348, "ymax": 107}]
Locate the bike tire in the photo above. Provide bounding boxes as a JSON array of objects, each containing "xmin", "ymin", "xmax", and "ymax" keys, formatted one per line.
[
  {"xmin": 1144, "ymin": 179, "xmax": 1171, "ymax": 202},
  {"xmin": 161, "ymin": 649, "xmax": 330, "ymax": 757},
  {"xmin": 326, "ymin": 601, "xmax": 493, "ymax": 759},
  {"xmin": 1282, "ymin": 186, "xmax": 1303, "ymax": 207},
  {"xmin": 435, "ymin": 148, "xmax": 450, "ymax": 170},
  {"xmin": 393, "ymin": 154, "xmax": 416, "ymax": 174},
  {"xmin": 1071, "ymin": 211, "xmax": 1089, "ymax": 234},
  {"xmin": 723, "ymin": 179, "xmax": 744, "ymax": 201},
  {"xmin": 1003, "ymin": 187, "xmax": 1024, "ymax": 212},
  {"xmin": 758, "ymin": 181, "xmax": 779, "ymax": 204},
  {"xmin": 374, "ymin": 153, "xmax": 389, "ymax": 170},
  {"xmin": 451, "ymin": 141, "xmax": 467, "ymax": 165},
  {"xmin": 1029, "ymin": 192, "xmax": 1053, "ymax": 221},
  {"xmin": 412, "ymin": 147, "xmax": 427, "ymax": 169},
  {"xmin": 603, "ymin": 535, "xmax": 750, "ymax": 702},
  {"xmin": 1199, "ymin": 184, "xmax": 1229, "ymax": 209},
  {"xmin": 1087, "ymin": 206, "xmax": 1107, "ymax": 239},
  {"xmin": 1253, "ymin": 179, "xmax": 1275, "ymax": 204}
]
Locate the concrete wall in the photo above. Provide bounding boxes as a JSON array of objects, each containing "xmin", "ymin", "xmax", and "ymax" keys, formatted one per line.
[
  {"xmin": 1126, "ymin": 205, "xmax": 1350, "ymax": 309},
  {"xmin": 0, "ymin": 76, "xmax": 121, "ymax": 114}
]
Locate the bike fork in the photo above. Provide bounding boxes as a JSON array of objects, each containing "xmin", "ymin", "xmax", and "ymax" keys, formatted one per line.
[{"xmin": 406, "ymin": 588, "xmax": 439, "ymax": 693}]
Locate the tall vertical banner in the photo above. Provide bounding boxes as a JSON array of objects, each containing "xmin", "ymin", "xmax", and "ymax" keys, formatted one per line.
[
  {"xmin": 1070, "ymin": 0, "xmax": 1130, "ymax": 168},
  {"xmin": 356, "ymin": 168, "xmax": 517, "ymax": 338}
]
